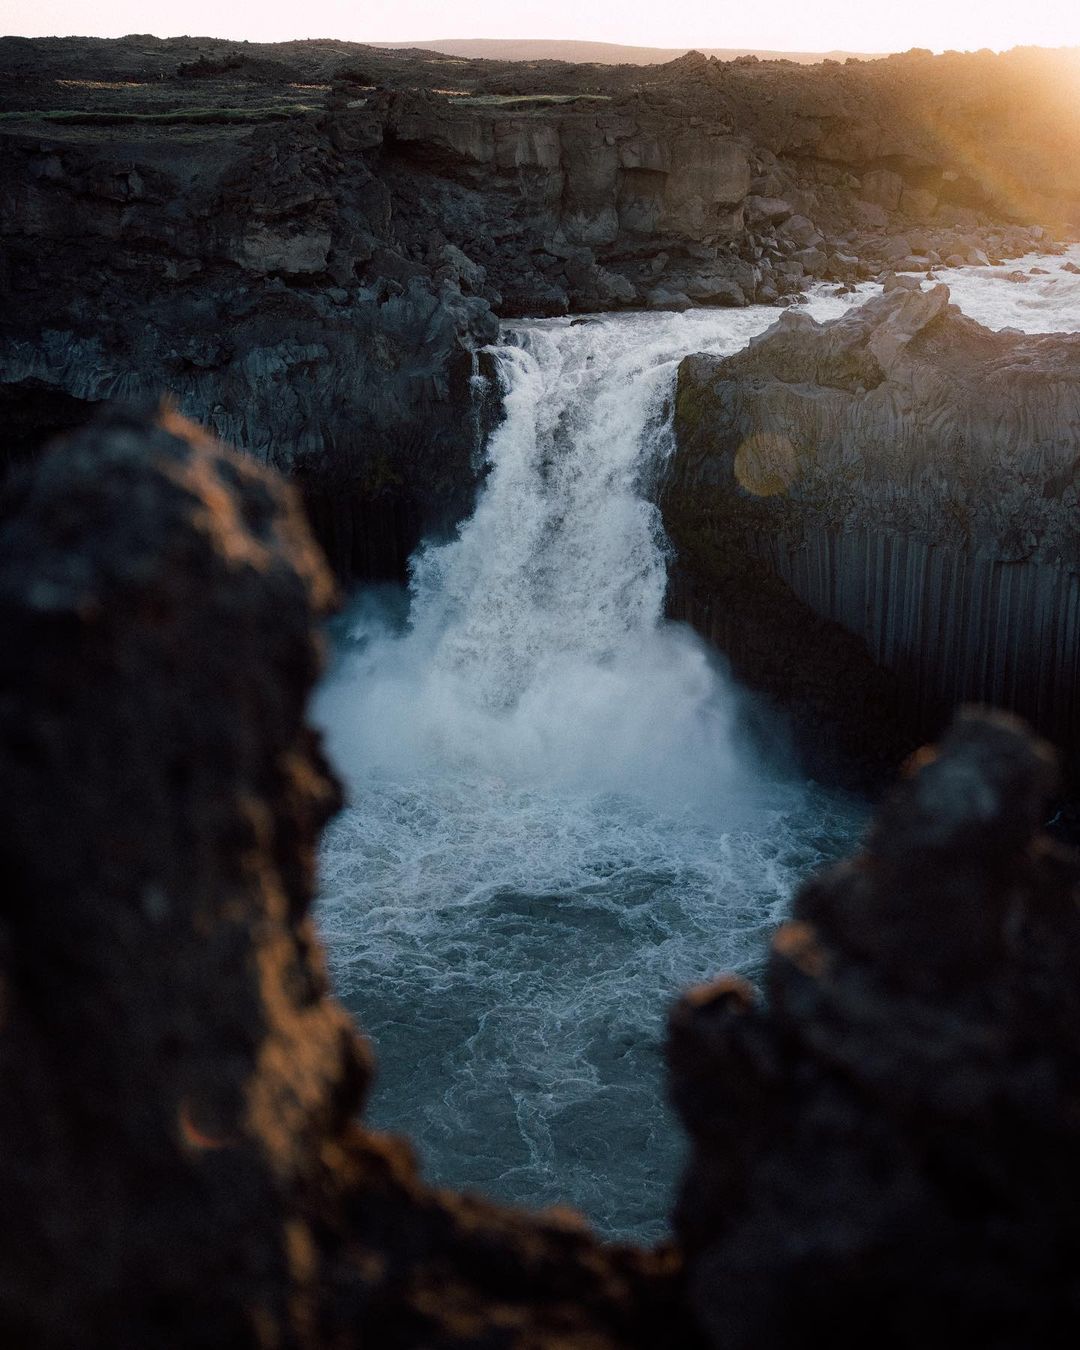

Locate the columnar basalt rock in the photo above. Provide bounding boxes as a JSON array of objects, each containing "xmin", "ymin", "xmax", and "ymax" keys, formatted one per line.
[
  {"xmin": 666, "ymin": 285, "xmax": 1080, "ymax": 777},
  {"xmin": 668, "ymin": 707, "xmax": 1080, "ymax": 1347},
  {"xmin": 0, "ymin": 114, "xmax": 499, "ymax": 583}
]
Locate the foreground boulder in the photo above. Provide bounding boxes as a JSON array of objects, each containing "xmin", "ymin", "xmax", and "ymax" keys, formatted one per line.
[
  {"xmin": 0, "ymin": 408, "xmax": 682, "ymax": 1349},
  {"xmin": 670, "ymin": 708, "xmax": 1080, "ymax": 1346},
  {"xmin": 666, "ymin": 283, "xmax": 1080, "ymax": 779}
]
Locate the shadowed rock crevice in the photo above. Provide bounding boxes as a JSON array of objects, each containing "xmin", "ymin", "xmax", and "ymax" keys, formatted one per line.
[{"xmin": 0, "ymin": 381, "xmax": 104, "ymax": 477}]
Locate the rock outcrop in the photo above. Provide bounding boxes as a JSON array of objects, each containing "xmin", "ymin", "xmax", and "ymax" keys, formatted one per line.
[
  {"xmin": 1, "ymin": 40, "xmax": 1070, "ymax": 589},
  {"xmin": 3, "ymin": 410, "xmax": 1080, "ymax": 1346},
  {"xmin": 665, "ymin": 284, "xmax": 1080, "ymax": 777},
  {"xmin": 670, "ymin": 707, "xmax": 1080, "ymax": 1346},
  {"xmin": 0, "ymin": 407, "xmax": 683, "ymax": 1349},
  {"xmin": 0, "ymin": 116, "xmax": 498, "ymax": 581}
]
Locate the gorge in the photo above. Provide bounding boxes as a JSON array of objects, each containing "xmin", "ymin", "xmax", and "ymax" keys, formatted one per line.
[
  {"xmin": 313, "ymin": 244, "xmax": 1080, "ymax": 1238},
  {"xmin": 315, "ymin": 298, "xmax": 870, "ymax": 1239},
  {"xmin": 5, "ymin": 36, "xmax": 1080, "ymax": 774},
  {"xmin": 4, "ymin": 28, "xmax": 1080, "ymax": 1344}
]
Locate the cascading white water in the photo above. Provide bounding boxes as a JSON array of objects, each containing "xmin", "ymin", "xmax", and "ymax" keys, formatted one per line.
[
  {"xmin": 315, "ymin": 294, "xmax": 869, "ymax": 1241},
  {"xmin": 934, "ymin": 242, "xmax": 1080, "ymax": 331},
  {"xmin": 320, "ymin": 299, "xmax": 868, "ymax": 800},
  {"xmin": 315, "ymin": 253, "xmax": 1080, "ymax": 1240}
]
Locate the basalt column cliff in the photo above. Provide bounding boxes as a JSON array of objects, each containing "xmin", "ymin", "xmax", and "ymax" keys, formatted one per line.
[{"xmin": 666, "ymin": 283, "xmax": 1080, "ymax": 775}]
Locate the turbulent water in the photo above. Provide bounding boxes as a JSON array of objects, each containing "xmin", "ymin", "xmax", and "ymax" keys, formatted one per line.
[
  {"xmin": 314, "ymin": 255, "xmax": 1074, "ymax": 1242},
  {"xmin": 315, "ymin": 293, "xmax": 870, "ymax": 1241},
  {"xmin": 935, "ymin": 243, "xmax": 1080, "ymax": 332}
]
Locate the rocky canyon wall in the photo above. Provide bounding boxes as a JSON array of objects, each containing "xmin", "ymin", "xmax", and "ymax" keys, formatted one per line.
[
  {"xmin": 2, "ymin": 39, "xmax": 1076, "ymax": 581},
  {"xmin": 665, "ymin": 283, "xmax": 1080, "ymax": 775},
  {"xmin": 0, "ymin": 110, "xmax": 497, "ymax": 581}
]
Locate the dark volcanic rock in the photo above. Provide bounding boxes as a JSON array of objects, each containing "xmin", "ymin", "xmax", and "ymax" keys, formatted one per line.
[
  {"xmin": 669, "ymin": 707, "xmax": 1080, "ymax": 1347},
  {"xmin": 0, "ymin": 408, "xmax": 684, "ymax": 1349},
  {"xmin": 0, "ymin": 120, "xmax": 497, "ymax": 582},
  {"xmin": 1, "ymin": 38, "xmax": 1071, "ymax": 588},
  {"xmin": 4, "ymin": 410, "xmax": 1080, "ymax": 1347},
  {"xmin": 665, "ymin": 284, "xmax": 1080, "ymax": 778}
]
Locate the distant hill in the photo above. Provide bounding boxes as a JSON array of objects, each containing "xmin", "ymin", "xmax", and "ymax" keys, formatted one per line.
[{"xmin": 381, "ymin": 38, "xmax": 885, "ymax": 66}]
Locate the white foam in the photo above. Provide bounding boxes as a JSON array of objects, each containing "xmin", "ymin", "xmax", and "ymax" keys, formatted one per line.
[
  {"xmin": 928, "ymin": 242, "xmax": 1080, "ymax": 333},
  {"xmin": 315, "ymin": 290, "xmax": 871, "ymax": 1239}
]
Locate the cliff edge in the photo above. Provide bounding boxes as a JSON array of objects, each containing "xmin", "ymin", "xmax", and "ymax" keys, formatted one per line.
[{"xmin": 666, "ymin": 284, "xmax": 1080, "ymax": 778}]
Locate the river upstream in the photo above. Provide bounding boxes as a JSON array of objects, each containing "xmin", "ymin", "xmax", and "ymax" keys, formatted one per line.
[{"xmin": 314, "ymin": 249, "xmax": 1080, "ymax": 1241}]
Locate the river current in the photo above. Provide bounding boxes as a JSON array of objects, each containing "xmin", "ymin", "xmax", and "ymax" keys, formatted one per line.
[{"xmin": 314, "ymin": 246, "xmax": 1080, "ymax": 1241}]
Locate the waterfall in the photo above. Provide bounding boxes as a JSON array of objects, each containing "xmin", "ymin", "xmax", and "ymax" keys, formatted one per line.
[
  {"xmin": 314, "ymin": 299, "xmax": 867, "ymax": 1240},
  {"xmin": 321, "ymin": 300, "xmax": 862, "ymax": 801}
]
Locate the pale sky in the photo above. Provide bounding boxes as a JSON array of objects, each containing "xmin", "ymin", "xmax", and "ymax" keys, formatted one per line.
[{"xmin": 2, "ymin": 0, "xmax": 1080, "ymax": 55}]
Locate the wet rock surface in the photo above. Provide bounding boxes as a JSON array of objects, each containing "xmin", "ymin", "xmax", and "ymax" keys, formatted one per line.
[
  {"xmin": 666, "ymin": 284, "xmax": 1080, "ymax": 777},
  {"xmin": 0, "ymin": 408, "xmax": 684, "ymax": 1349}
]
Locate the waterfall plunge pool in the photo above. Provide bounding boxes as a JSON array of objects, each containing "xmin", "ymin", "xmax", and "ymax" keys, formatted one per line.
[{"xmin": 313, "ymin": 248, "xmax": 1080, "ymax": 1241}]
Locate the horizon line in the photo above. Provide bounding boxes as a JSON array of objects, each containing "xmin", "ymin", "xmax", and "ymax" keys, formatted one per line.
[{"xmin": 5, "ymin": 32, "xmax": 1080, "ymax": 58}]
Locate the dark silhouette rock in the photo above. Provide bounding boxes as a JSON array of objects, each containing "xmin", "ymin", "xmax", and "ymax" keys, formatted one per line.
[
  {"xmin": 0, "ymin": 408, "xmax": 684, "ymax": 1349},
  {"xmin": 668, "ymin": 706, "xmax": 1080, "ymax": 1347}
]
